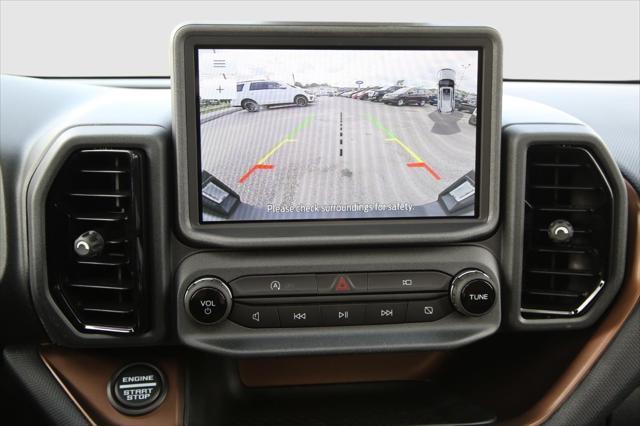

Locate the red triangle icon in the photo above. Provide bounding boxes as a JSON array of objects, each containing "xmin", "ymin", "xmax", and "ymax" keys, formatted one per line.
[{"xmin": 334, "ymin": 276, "xmax": 352, "ymax": 292}]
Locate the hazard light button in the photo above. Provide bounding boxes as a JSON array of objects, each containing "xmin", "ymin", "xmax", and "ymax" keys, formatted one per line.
[{"xmin": 317, "ymin": 273, "xmax": 367, "ymax": 294}]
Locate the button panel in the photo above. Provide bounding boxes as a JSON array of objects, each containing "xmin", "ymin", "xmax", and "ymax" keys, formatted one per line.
[
  {"xmin": 224, "ymin": 270, "xmax": 458, "ymax": 328},
  {"xmin": 229, "ymin": 298, "xmax": 452, "ymax": 328},
  {"xmin": 230, "ymin": 271, "xmax": 451, "ymax": 297}
]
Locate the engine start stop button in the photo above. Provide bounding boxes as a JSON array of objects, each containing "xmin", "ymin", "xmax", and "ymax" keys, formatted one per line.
[{"xmin": 108, "ymin": 363, "xmax": 166, "ymax": 415}]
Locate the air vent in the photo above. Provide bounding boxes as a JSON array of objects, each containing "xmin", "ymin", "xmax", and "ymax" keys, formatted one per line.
[
  {"xmin": 46, "ymin": 149, "xmax": 147, "ymax": 334},
  {"xmin": 521, "ymin": 145, "xmax": 613, "ymax": 318}
]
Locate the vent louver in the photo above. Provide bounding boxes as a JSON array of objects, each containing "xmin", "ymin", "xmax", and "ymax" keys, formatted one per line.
[
  {"xmin": 521, "ymin": 145, "xmax": 613, "ymax": 318},
  {"xmin": 46, "ymin": 149, "xmax": 147, "ymax": 334}
]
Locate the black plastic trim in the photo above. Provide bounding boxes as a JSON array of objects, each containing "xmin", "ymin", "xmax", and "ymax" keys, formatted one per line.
[{"xmin": 2, "ymin": 346, "xmax": 89, "ymax": 426}]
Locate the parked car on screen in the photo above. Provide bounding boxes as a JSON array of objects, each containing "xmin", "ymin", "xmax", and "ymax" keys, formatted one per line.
[
  {"xmin": 339, "ymin": 90, "xmax": 357, "ymax": 97},
  {"xmin": 369, "ymin": 85, "xmax": 403, "ymax": 102},
  {"xmin": 350, "ymin": 89, "xmax": 369, "ymax": 99},
  {"xmin": 382, "ymin": 87, "xmax": 429, "ymax": 106},
  {"xmin": 355, "ymin": 88, "xmax": 380, "ymax": 100},
  {"xmin": 231, "ymin": 80, "xmax": 315, "ymax": 112}
]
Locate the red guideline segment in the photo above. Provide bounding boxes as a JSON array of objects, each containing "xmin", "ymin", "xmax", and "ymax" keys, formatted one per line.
[
  {"xmin": 239, "ymin": 164, "xmax": 274, "ymax": 184},
  {"xmin": 407, "ymin": 162, "xmax": 441, "ymax": 180}
]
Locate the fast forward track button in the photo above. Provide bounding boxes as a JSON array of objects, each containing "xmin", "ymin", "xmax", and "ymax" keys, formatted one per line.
[{"xmin": 365, "ymin": 302, "xmax": 407, "ymax": 324}]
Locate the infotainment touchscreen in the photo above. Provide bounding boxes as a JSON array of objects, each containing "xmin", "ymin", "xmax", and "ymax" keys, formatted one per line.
[{"xmin": 196, "ymin": 48, "xmax": 480, "ymax": 222}]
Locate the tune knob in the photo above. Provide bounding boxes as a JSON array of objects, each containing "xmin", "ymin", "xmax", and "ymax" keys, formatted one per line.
[
  {"xmin": 450, "ymin": 270, "xmax": 496, "ymax": 316},
  {"xmin": 73, "ymin": 230, "xmax": 105, "ymax": 257},
  {"xmin": 184, "ymin": 277, "xmax": 232, "ymax": 325}
]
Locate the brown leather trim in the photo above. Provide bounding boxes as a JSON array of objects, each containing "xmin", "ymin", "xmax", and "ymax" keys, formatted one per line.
[
  {"xmin": 40, "ymin": 347, "xmax": 183, "ymax": 426},
  {"xmin": 506, "ymin": 183, "xmax": 640, "ymax": 425},
  {"xmin": 239, "ymin": 351, "xmax": 447, "ymax": 387}
]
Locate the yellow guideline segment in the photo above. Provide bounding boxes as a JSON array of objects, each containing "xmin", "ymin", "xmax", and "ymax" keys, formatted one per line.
[
  {"xmin": 385, "ymin": 137, "xmax": 425, "ymax": 164},
  {"xmin": 256, "ymin": 114, "xmax": 315, "ymax": 165},
  {"xmin": 257, "ymin": 138, "xmax": 295, "ymax": 164},
  {"xmin": 368, "ymin": 114, "xmax": 425, "ymax": 163}
]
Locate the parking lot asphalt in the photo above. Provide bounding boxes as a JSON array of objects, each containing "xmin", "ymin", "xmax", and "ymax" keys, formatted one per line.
[{"xmin": 200, "ymin": 97, "xmax": 476, "ymax": 218}]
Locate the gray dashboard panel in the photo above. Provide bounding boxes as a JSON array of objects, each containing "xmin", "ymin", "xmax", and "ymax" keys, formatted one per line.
[{"xmin": 504, "ymin": 81, "xmax": 640, "ymax": 191}]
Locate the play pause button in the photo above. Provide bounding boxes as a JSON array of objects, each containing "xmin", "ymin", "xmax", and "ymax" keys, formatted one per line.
[{"xmin": 320, "ymin": 304, "xmax": 366, "ymax": 326}]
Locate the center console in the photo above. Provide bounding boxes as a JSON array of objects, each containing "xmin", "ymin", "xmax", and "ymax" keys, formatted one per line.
[
  {"xmin": 170, "ymin": 23, "xmax": 504, "ymax": 355},
  {"xmin": 176, "ymin": 247, "xmax": 500, "ymax": 355}
]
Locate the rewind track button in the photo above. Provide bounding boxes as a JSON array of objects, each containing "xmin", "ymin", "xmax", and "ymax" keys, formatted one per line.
[{"xmin": 278, "ymin": 305, "xmax": 322, "ymax": 327}]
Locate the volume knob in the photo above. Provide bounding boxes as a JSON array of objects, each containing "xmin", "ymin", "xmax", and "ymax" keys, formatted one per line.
[
  {"xmin": 450, "ymin": 270, "xmax": 496, "ymax": 316},
  {"xmin": 184, "ymin": 277, "xmax": 232, "ymax": 325}
]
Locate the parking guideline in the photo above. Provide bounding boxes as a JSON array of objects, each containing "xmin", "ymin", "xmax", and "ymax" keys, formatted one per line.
[
  {"xmin": 368, "ymin": 114, "xmax": 441, "ymax": 181},
  {"xmin": 239, "ymin": 114, "xmax": 316, "ymax": 183}
]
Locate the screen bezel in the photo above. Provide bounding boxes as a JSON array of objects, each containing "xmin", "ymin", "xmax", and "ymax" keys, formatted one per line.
[
  {"xmin": 172, "ymin": 23, "xmax": 502, "ymax": 247},
  {"xmin": 194, "ymin": 45, "xmax": 483, "ymax": 223}
]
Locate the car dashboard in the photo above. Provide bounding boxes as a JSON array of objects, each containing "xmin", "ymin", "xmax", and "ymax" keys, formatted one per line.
[{"xmin": 0, "ymin": 23, "xmax": 639, "ymax": 426}]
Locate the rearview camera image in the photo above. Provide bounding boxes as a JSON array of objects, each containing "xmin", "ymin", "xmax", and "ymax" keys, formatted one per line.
[{"xmin": 196, "ymin": 48, "xmax": 480, "ymax": 222}]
